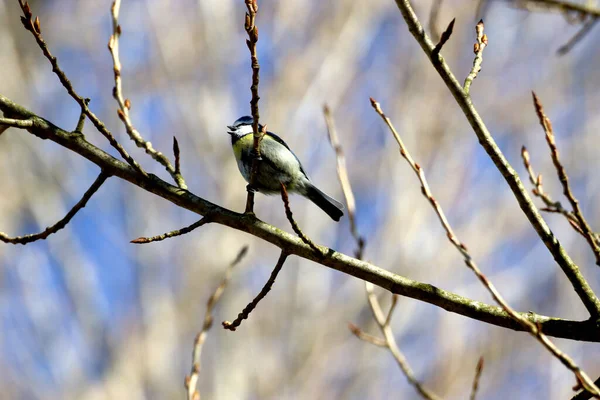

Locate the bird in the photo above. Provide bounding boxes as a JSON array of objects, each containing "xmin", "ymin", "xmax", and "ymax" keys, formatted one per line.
[{"xmin": 227, "ymin": 116, "xmax": 344, "ymax": 221}]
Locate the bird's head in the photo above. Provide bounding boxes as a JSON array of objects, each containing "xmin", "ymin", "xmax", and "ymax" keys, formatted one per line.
[{"xmin": 227, "ymin": 116, "xmax": 263, "ymax": 139}]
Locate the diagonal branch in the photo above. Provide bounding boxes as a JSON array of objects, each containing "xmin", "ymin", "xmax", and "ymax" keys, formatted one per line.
[
  {"xmin": 16, "ymin": 1, "xmax": 147, "ymax": 178},
  {"xmin": 222, "ymin": 250, "xmax": 288, "ymax": 331},
  {"xmin": 324, "ymin": 107, "xmax": 437, "ymax": 399},
  {"xmin": 370, "ymin": 47, "xmax": 599, "ymax": 397},
  {"xmin": 108, "ymin": 0, "xmax": 187, "ymax": 189},
  {"xmin": 521, "ymin": 147, "xmax": 586, "ymax": 238},
  {"xmin": 2, "ymin": 94, "xmax": 600, "ymax": 342},
  {"xmin": 532, "ymin": 93, "xmax": 600, "ymax": 266},
  {"xmin": 130, "ymin": 217, "xmax": 211, "ymax": 244},
  {"xmin": 366, "ymin": 283, "xmax": 442, "ymax": 400},
  {"xmin": 392, "ymin": 0, "xmax": 600, "ymax": 318},
  {"xmin": 185, "ymin": 246, "xmax": 248, "ymax": 400},
  {"xmin": 280, "ymin": 183, "xmax": 322, "ymax": 255},
  {"xmin": 0, "ymin": 171, "xmax": 110, "ymax": 245}
]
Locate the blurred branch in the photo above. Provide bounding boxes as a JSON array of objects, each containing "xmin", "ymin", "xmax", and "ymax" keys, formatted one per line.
[
  {"xmin": 392, "ymin": 0, "xmax": 600, "ymax": 319},
  {"xmin": 0, "ymin": 171, "xmax": 109, "ymax": 245},
  {"xmin": 185, "ymin": 246, "xmax": 248, "ymax": 400},
  {"xmin": 131, "ymin": 217, "xmax": 211, "ymax": 244},
  {"xmin": 324, "ymin": 107, "xmax": 435, "ymax": 398},
  {"xmin": 557, "ymin": 18, "xmax": 598, "ymax": 55},
  {"xmin": 244, "ymin": 0, "xmax": 264, "ymax": 214},
  {"xmin": 470, "ymin": 357, "xmax": 484, "ymax": 400},
  {"xmin": 503, "ymin": 0, "xmax": 599, "ymax": 54},
  {"xmin": 428, "ymin": 0, "xmax": 444, "ymax": 42},
  {"xmin": 280, "ymin": 183, "xmax": 322, "ymax": 255},
  {"xmin": 108, "ymin": 0, "xmax": 187, "ymax": 189},
  {"xmin": 573, "ymin": 376, "xmax": 600, "ymax": 400},
  {"xmin": 323, "ymin": 105, "xmax": 365, "ymax": 259},
  {"xmin": 222, "ymin": 250, "xmax": 288, "ymax": 331},
  {"xmin": 2, "ymin": 94, "xmax": 600, "ymax": 342},
  {"xmin": 532, "ymin": 92, "xmax": 600, "ymax": 266},
  {"xmin": 17, "ymin": 0, "xmax": 147, "ymax": 177},
  {"xmin": 504, "ymin": 0, "xmax": 600, "ymax": 18},
  {"xmin": 365, "ymin": 283, "xmax": 441, "ymax": 400}
]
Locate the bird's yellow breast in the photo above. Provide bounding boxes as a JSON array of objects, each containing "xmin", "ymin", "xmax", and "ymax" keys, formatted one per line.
[{"xmin": 232, "ymin": 134, "xmax": 255, "ymax": 159}]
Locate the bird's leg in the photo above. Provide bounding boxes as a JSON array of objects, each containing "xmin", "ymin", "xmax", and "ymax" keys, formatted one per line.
[{"xmin": 246, "ymin": 184, "xmax": 257, "ymax": 193}]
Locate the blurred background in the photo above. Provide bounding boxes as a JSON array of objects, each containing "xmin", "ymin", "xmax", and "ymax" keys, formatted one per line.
[{"xmin": 1, "ymin": 0, "xmax": 600, "ymax": 398}]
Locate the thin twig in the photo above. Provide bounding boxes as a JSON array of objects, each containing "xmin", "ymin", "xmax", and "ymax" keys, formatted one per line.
[
  {"xmin": 509, "ymin": 0, "xmax": 600, "ymax": 18},
  {"xmin": 521, "ymin": 146, "xmax": 585, "ymax": 237},
  {"xmin": 0, "ymin": 117, "xmax": 34, "ymax": 129},
  {"xmin": 1, "ymin": 171, "xmax": 110, "ymax": 244},
  {"xmin": 243, "ymin": 0, "xmax": 263, "ymax": 214},
  {"xmin": 185, "ymin": 246, "xmax": 248, "ymax": 400},
  {"xmin": 347, "ymin": 323, "xmax": 387, "ymax": 347},
  {"xmin": 324, "ymin": 107, "xmax": 436, "ymax": 399},
  {"xmin": 393, "ymin": 0, "xmax": 600, "ymax": 319},
  {"xmin": 365, "ymin": 282, "xmax": 442, "ymax": 400},
  {"xmin": 470, "ymin": 357, "xmax": 484, "ymax": 400},
  {"xmin": 222, "ymin": 251, "xmax": 288, "ymax": 331},
  {"xmin": 17, "ymin": 1, "xmax": 147, "ymax": 178},
  {"xmin": 557, "ymin": 17, "xmax": 598, "ymax": 55},
  {"xmin": 371, "ymin": 93, "xmax": 600, "ymax": 397},
  {"xmin": 173, "ymin": 136, "xmax": 182, "ymax": 176},
  {"xmin": 280, "ymin": 183, "xmax": 323, "ymax": 255},
  {"xmin": 323, "ymin": 105, "xmax": 365, "ymax": 259},
  {"xmin": 532, "ymin": 93, "xmax": 600, "ymax": 266},
  {"xmin": 432, "ymin": 18, "xmax": 455, "ymax": 60},
  {"xmin": 107, "ymin": 0, "xmax": 187, "ymax": 189},
  {"xmin": 464, "ymin": 19, "xmax": 488, "ymax": 94},
  {"xmin": 130, "ymin": 217, "xmax": 211, "ymax": 244}
]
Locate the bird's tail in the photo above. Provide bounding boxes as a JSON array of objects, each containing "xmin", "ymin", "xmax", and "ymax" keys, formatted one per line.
[{"xmin": 305, "ymin": 184, "xmax": 344, "ymax": 221}]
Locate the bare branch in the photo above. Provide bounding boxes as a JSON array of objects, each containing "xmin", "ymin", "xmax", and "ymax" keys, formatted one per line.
[
  {"xmin": 532, "ymin": 92, "xmax": 600, "ymax": 266},
  {"xmin": 470, "ymin": 357, "xmax": 484, "ymax": 400},
  {"xmin": 323, "ymin": 105, "xmax": 365, "ymax": 259},
  {"xmin": 243, "ymin": 0, "xmax": 263, "ymax": 215},
  {"xmin": 16, "ymin": 1, "xmax": 147, "ymax": 177},
  {"xmin": 347, "ymin": 323, "xmax": 387, "ymax": 347},
  {"xmin": 371, "ymin": 81, "xmax": 599, "ymax": 397},
  {"xmin": 464, "ymin": 19, "xmax": 488, "ymax": 94},
  {"xmin": 108, "ymin": 0, "xmax": 187, "ymax": 189},
  {"xmin": 185, "ymin": 246, "xmax": 248, "ymax": 400},
  {"xmin": 392, "ymin": 0, "xmax": 600, "ymax": 318},
  {"xmin": 507, "ymin": 0, "xmax": 600, "ymax": 18},
  {"xmin": 280, "ymin": 183, "xmax": 323, "ymax": 255},
  {"xmin": 365, "ymin": 282, "xmax": 442, "ymax": 400},
  {"xmin": 131, "ymin": 217, "xmax": 211, "ymax": 244},
  {"xmin": 0, "ymin": 171, "xmax": 109, "ymax": 245},
  {"xmin": 432, "ymin": 18, "xmax": 455, "ymax": 60},
  {"xmin": 557, "ymin": 18, "xmax": 598, "ymax": 55},
  {"xmin": 2, "ymin": 94, "xmax": 600, "ymax": 342},
  {"xmin": 222, "ymin": 251, "xmax": 288, "ymax": 331},
  {"xmin": 325, "ymin": 107, "xmax": 434, "ymax": 398},
  {"xmin": 521, "ymin": 146, "xmax": 586, "ymax": 237}
]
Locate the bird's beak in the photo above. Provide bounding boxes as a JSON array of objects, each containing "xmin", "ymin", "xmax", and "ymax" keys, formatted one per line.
[{"xmin": 227, "ymin": 125, "xmax": 236, "ymax": 134}]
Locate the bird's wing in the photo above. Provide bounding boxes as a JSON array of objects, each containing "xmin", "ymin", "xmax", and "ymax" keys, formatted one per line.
[{"xmin": 265, "ymin": 131, "xmax": 309, "ymax": 179}]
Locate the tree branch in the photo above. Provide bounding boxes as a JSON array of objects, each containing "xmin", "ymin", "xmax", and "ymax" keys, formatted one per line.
[
  {"xmin": 108, "ymin": 0, "xmax": 186, "ymax": 189},
  {"xmin": 0, "ymin": 170, "xmax": 109, "ymax": 244},
  {"xmin": 392, "ymin": 0, "xmax": 600, "ymax": 319},
  {"xmin": 1, "ymin": 94, "xmax": 599, "ymax": 342}
]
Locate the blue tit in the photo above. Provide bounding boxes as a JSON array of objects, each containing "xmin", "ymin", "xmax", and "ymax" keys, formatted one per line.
[{"xmin": 227, "ymin": 116, "xmax": 344, "ymax": 222}]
